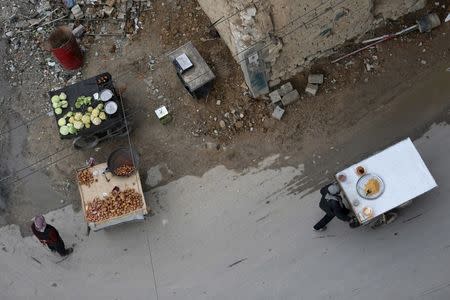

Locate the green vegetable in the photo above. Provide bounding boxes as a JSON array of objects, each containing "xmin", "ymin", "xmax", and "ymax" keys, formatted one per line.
[
  {"xmin": 85, "ymin": 123, "xmax": 91, "ymax": 129},
  {"xmin": 91, "ymin": 108, "xmax": 99, "ymax": 117},
  {"xmin": 75, "ymin": 96, "xmax": 92, "ymax": 109},
  {"xmin": 59, "ymin": 92, "xmax": 67, "ymax": 100},
  {"xmin": 99, "ymin": 112, "xmax": 106, "ymax": 120},
  {"xmin": 55, "ymin": 107, "xmax": 62, "ymax": 115},
  {"xmin": 74, "ymin": 112, "xmax": 83, "ymax": 121},
  {"xmin": 52, "ymin": 102, "xmax": 60, "ymax": 109},
  {"xmin": 66, "ymin": 111, "xmax": 73, "ymax": 117},
  {"xmin": 69, "ymin": 116, "xmax": 75, "ymax": 124},
  {"xmin": 81, "ymin": 115, "xmax": 91, "ymax": 124},
  {"xmin": 96, "ymin": 103, "xmax": 104, "ymax": 110},
  {"xmin": 87, "ymin": 106, "xmax": 93, "ymax": 112},
  {"xmin": 59, "ymin": 125, "xmax": 69, "ymax": 136},
  {"xmin": 51, "ymin": 95, "xmax": 60, "ymax": 104},
  {"xmin": 67, "ymin": 123, "xmax": 77, "ymax": 134},
  {"xmin": 57, "ymin": 118, "xmax": 66, "ymax": 127},
  {"xmin": 60, "ymin": 101, "xmax": 68, "ymax": 108},
  {"xmin": 92, "ymin": 117, "xmax": 102, "ymax": 126},
  {"xmin": 74, "ymin": 121, "xmax": 84, "ymax": 130}
]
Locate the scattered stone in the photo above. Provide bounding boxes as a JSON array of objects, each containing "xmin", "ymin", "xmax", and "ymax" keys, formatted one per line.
[
  {"xmin": 219, "ymin": 120, "xmax": 226, "ymax": 128},
  {"xmin": 72, "ymin": 25, "xmax": 85, "ymax": 38},
  {"xmin": 216, "ymin": 100, "xmax": 221, "ymax": 106},
  {"xmin": 239, "ymin": 113, "xmax": 244, "ymax": 118},
  {"xmin": 103, "ymin": 6, "xmax": 115, "ymax": 17},
  {"xmin": 365, "ymin": 63, "xmax": 374, "ymax": 71},
  {"xmin": 281, "ymin": 89, "xmax": 300, "ymax": 106},
  {"xmin": 71, "ymin": 4, "xmax": 84, "ymax": 19},
  {"xmin": 269, "ymin": 89, "xmax": 281, "ymax": 103},
  {"xmin": 278, "ymin": 82, "xmax": 293, "ymax": 97},
  {"xmin": 305, "ymin": 83, "xmax": 319, "ymax": 96},
  {"xmin": 420, "ymin": 59, "xmax": 427, "ymax": 65},
  {"xmin": 272, "ymin": 106, "xmax": 285, "ymax": 120},
  {"xmin": 308, "ymin": 74, "xmax": 324, "ymax": 84},
  {"xmin": 235, "ymin": 121, "xmax": 244, "ymax": 128},
  {"xmin": 5, "ymin": 31, "xmax": 13, "ymax": 38},
  {"xmin": 106, "ymin": 0, "xmax": 116, "ymax": 6}
]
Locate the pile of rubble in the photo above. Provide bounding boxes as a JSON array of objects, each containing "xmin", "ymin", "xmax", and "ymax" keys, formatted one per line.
[
  {"xmin": 1, "ymin": 0, "xmax": 149, "ymax": 87},
  {"xmin": 269, "ymin": 73, "xmax": 325, "ymax": 120}
]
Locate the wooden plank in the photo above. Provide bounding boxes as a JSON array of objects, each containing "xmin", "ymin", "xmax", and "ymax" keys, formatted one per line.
[{"xmin": 76, "ymin": 162, "xmax": 148, "ymax": 226}]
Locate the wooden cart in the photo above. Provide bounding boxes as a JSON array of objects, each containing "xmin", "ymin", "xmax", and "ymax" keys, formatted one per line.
[{"xmin": 77, "ymin": 163, "xmax": 148, "ymax": 231}]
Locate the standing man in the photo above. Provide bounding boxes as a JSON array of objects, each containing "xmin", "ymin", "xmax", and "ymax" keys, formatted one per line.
[
  {"xmin": 31, "ymin": 215, "xmax": 73, "ymax": 256},
  {"xmin": 313, "ymin": 182, "xmax": 359, "ymax": 231}
]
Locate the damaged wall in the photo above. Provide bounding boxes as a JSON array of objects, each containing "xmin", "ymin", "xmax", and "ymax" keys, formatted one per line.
[{"xmin": 196, "ymin": 0, "xmax": 426, "ymax": 90}]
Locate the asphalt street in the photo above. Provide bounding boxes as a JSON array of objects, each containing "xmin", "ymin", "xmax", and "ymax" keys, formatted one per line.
[{"xmin": 0, "ymin": 122, "xmax": 449, "ymax": 300}]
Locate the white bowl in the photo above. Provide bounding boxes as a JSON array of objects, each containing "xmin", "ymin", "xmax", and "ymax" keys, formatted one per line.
[
  {"xmin": 105, "ymin": 101, "xmax": 118, "ymax": 114},
  {"xmin": 100, "ymin": 89, "xmax": 113, "ymax": 102}
]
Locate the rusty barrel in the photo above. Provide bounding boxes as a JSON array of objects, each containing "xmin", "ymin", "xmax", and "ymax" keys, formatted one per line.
[{"xmin": 48, "ymin": 27, "xmax": 83, "ymax": 70}]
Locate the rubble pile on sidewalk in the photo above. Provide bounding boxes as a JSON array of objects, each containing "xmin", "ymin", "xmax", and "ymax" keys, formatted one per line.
[
  {"xmin": 1, "ymin": 0, "xmax": 149, "ymax": 86},
  {"xmin": 268, "ymin": 73, "xmax": 324, "ymax": 120},
  {"xmin": 1, "ymin": 0, "xmax": 151, "ymax": 117}
]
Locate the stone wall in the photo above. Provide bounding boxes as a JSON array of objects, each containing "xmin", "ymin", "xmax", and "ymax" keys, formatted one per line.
[{"xmin": 196, "ymin": 0, "xmax": 426, "ymax": 89}]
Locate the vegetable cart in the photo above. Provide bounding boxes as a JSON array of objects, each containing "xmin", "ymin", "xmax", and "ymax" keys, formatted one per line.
[
  {"xmin": 336, "ymin": 138, "xmax": 437, "ymax": 225},
  {"xmin": 48, "ymin": 72, "xmax": 130, "ymax": 150},
  {"xmin": 77, "ymin": 162, "xmax": 148, "ymax": 231}
]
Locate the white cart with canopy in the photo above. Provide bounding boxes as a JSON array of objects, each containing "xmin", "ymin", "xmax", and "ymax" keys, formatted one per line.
[{"xmin": 336, "ymin": 138, "xmax": 437, "ymax": 224}]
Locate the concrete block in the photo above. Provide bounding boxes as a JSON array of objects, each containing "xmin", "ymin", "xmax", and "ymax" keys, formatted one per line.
[
  {"xmin": 308, "ymin": 74, "xmax": 324, "ymax": 84},
  {"xmin": 272, "ymin": 106, "xmax": 285, "ymax": 120},
  {"xmin": 269, "ymin": 90, "xmax": 281, "ymax": 103},
  {"xmin": 281, "ymin": 89, "xmax": 300, "ymax": 106},
  {"xmin": 278, "ymin": 82, "xmax": 293, "ymax": 97},
  {"xmin": 72, "ymin": 25, "xmax": 85, "ymax": 38},
  {"xmin": 305, "ymin": 83, "xmax": 319, "ymax": 96},
  {"xmin": 71, "ymin": 4, "xmax": 84, "ymax": 19}
]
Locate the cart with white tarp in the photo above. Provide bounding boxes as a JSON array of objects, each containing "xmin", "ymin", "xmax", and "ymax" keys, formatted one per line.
[{"xmin": 336, "ymin": 138, "xmax": 437, "ymax": 225}]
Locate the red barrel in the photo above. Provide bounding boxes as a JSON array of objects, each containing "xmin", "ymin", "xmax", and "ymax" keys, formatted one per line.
[{"xmin": 48, "ymin": 27, "xmax": 83, "ymax": 70}]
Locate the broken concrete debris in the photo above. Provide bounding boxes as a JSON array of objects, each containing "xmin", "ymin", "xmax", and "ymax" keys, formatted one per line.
[
  {"xmin": 305, "ymin": 83, "xmax": 319, "ymax": 96},
  {"xmin": 308, "ymin": 74, "xmax": 324, "ymax": 85},
  {"xmin": 278, "ymin": 82, "xmax": 293, "ymax": 97},
  {"xmin": 272, "ymin": 106, "xmax": 285, "ymax": 120},
  {"xmin": 269, "ymin": 90, "xmax": 281, "ymax": 104},
  {"xmin": 281, "ymin": 89, "xmax": 300, "ymax": 106},
  {"xmin": 72, "ymin": 25, "xmax": 86, "ymax": 38},
  {"xmin": 305, "ymin": 73, "xmax": 325, "ymax": 96},
  {"xmin": 71, "ymin": 4, "xmax": 84, "ymax": 19}
]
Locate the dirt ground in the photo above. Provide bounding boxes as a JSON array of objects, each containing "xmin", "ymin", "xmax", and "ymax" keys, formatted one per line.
[{"xmin": 0, "ymin": 0, "xmax": 449, "ymax": 232}]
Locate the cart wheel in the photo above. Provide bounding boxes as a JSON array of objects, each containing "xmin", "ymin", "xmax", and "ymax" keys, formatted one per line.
[{"xmin": 73, "ymin": 136, "xmax": 99, "ymax": 150}]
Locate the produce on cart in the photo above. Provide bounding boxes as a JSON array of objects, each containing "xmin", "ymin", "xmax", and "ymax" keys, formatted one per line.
[
  {"xmin": 336, "ymin": 138, "xmax": 437, "ymax": 225},
  {"xmin": 77, "ymin": 162, "xmax": 148, "ymax": 231},
  {"xmin": 48, "ymin": 72, "xmax": 123, "ymax": 139}
]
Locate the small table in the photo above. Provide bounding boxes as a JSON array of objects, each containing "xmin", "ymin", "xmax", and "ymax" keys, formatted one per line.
[
  {"xmin": 336, "ymin": 138, "xmax": 437, "ymax": 224},
  {"xmin": 77, "ymin": 163, "xmax": 148, "ymax": 231},
  {"xmin": 48, "ymin": 72, "xmax": 123, "ymax": 140}
]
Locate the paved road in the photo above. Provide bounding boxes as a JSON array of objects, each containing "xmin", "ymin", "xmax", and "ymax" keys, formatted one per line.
[{"xmin": 0, "ymin": 123, "xmax": 449, "ymax": 300}]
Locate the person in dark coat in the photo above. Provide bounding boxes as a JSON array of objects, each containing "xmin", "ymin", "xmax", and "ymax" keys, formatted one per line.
[
  {"xmin": 31, "ymin": 215, "xmax": 73, "ymax": 256},
  {"xmin": 313, "ymin": 183, "xmax": 359, "ymax": 231}
]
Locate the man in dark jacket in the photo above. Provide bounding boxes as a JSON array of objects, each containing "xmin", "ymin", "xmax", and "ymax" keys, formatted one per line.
[
  {"xmin": 31, "ymin": 215, "xmax": 73, "ymax": 256},
  {"xmin": 313, "ymin": 183, "xmax": 359, "ymax": 231}
]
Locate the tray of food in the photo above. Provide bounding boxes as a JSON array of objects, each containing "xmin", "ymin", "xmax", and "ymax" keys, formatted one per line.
[
  {"xmin": 49, "ymin": 72, "xmax": 122, "ymax": 139},
  {"xmin": 76, "ymin": 162, "xmax": 148, "ymax": 231}
]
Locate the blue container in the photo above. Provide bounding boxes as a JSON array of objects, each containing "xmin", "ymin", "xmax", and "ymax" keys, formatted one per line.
[{"xmin": 63, "ymin": 0, "xmax": 76, "ymax": 8}]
